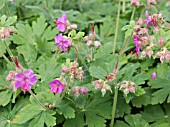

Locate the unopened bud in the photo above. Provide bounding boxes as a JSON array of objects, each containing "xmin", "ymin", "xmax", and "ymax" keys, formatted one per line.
[{"xmin": 94, "ymin": 41, "xmax": 101, "ymax": 47}]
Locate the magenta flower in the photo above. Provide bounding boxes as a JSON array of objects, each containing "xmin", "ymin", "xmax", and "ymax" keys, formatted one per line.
[
  {"xmin": 15, "ymin": 69, "xmax": 38, "ymax": 93},
  {"xmin": 144, "ymin": 11, "xmax": 151, "ymax": 28},
  {"xmin": 133, "ymin": 35, "xmax": 140, "ymax": 54},
  {"xmin": 79, "ymin": 87, "xmax": 87, "ymax": 94},
  {"xmin": 152, "ymin": 72, "xmax": 156, "ymax": 79},
  {"xmin": 55, "ymin": 34, "xmax": 71, "ymax": 52},
  {"xmin": 144, "ymin": 11, "xmax": 157, "ymax": 28},
  {"xmin": 56, "ymin": 14, "xmax": 67, "ymax": 32},
  {"xmin": 49, "ymin": 79, "xmax": 65, "ymax": 94}
]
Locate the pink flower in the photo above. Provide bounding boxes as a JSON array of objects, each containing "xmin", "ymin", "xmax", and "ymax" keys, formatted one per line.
[
  {"xmin": 6, "ymin": 71, "xmax": 15, "ymax": 81},
  {"xmin": 147, "ymin": 0, "xmax": 156, "ymax": 4},
  {"xmin": 15, "ymin": 69, "xmax": 38, "ymax": 93},
  {"xmin": 56, "ymin": 14, "xmax": 67, "ymax": 32},
  {"xmin": 71, "ymin": 86, "xmax": 87, "ymax": 96},
  {"xmin": 131, "ymin": 0, "xmax": 140, "ymax": 7},
  {"xmin": 158, "ymin": 37, "xmax": 164, "ymax": 46},
  {"xmin": 55, "ymin": 34, "xmax": 71, "ymax": 52},
  {"xmin": 133, "ymin": 35, "xmax": 141, "ymax": 54},
  {"xmin": 79, "ymin": 87, "xmax": 87, "ymax": 94},
  {"xmin": 152, "ymin": 72, "xmax": 156, "ymax": 79},
  {"xmin": 49, "ymin": 79, "xmax": 65, "ymax": 94},
  {"xmin": 128, "ymin": 86, "xmax": 136, "ymax": 93}
]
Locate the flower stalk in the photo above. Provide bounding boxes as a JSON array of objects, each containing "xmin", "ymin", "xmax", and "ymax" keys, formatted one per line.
[
  {"xmin": 131, "ymin": 7, "xmax": 136, "ymax": 21},
  {"xmin": 29, "ymin": 90, "xmax": 47, "ymax": 109},
  {"xmin": 0, "ymin": 50, "xmax": 15, "ymax": 69},
  {"xmin": 110, "ymin": 87, "xmax": 119, "ymax": 127},
  {"xmin": 73, "ymin": 45, "xmax": 89, "ymax": 71},
  {"xmin": 4, "ymin": 40, "xmax": 15, "ymax": 63},
  {"xmin": 113, "ymin": 0, "xmax": 121, "ymax": 54}
]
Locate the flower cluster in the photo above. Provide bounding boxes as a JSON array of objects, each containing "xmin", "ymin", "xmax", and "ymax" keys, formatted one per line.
[
  {"xmin": 131, "ymin": 11, "xmax": 170, "ymax": 63},
  {"xmin": 71, "ymin": 86, "xmax": 87, "ymax": 96},
  {"xmin": 49, "ymin": 59, "xmax": 86, "ymax": 95},
  {"xmin": 6, "ymin": 69, "xmax": 38, "ymax": 93},
  {"xmin": 131, "ymin": 0, "xmax": 157, "ymax": 7},
  {"xmin": 0, "ymin": 27, "xmax": 14, "ymax": 41},
  {"xmin": 94, "ymin": 79, "xmax": 112, "ymax": 96},
  {"xmin": 105, "ymin": 69, "xmax": 118, "ymax": 82},
  {"xmin": 54, "ymin": 14, "xmax": 77, "ymax": 52},
  {"xmin": 61, "ymin": 60, "xmax": 84, "ymax": 81},
  {"xmin": 156, "ymin": 47, "xmax": 170, "ymax": 63},
  {"xmin": 54, "ymin": 14, "xmax": 77, "ymax": 32},
  {"xmin": 83, "ymin": 24, "xmax": 101, "ymax": 48},
  {"xmin": 117, "ymin": 80, "xmax": 136, "ymax": 95}
]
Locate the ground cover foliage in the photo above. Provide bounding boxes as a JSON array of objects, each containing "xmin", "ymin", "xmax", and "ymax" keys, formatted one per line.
[{"xmin": 0, "ymin": 0, "xmax": 170, "ymax": 127}]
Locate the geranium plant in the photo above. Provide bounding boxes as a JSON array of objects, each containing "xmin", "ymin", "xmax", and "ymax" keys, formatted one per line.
[{"xmin": 0, "ymin": 0, "xmax": 170, "ymax": 127}]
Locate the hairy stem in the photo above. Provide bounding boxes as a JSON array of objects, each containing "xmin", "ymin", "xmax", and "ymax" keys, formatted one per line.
[
  {"xmin": 130, "ymin": 7, "xmax": 136, "ymax": 21},
  {"xmin": 78, "ymin": 42, "xmax": 90, "ymax": 60},
  {"xmin": 113, "ymin": 0, "xmax": 121, "ymax": 54},
  {"xmin": 73, "ymin": 45, "xmax": 89, "ymax": 71},
  {"xmin": 110, "ymin": 88, "xmax": 119, "ymax": 127},
  {"xmin": 0, "ymin": 50, "xmax": 15, "ymax": 69},
  {"xmin": 4, "ymin": 41, "xmax": 15, "ymax": 63},
  {"xmin": 29, "ymin": 90, "xmax": 47, "ymax": 109},
  {"xmin": 122, "ymin": 0, "xmax": 126, "ymax": 13}
]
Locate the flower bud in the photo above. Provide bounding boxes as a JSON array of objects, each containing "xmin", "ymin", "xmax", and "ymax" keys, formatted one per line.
[
  {"xmin": 152, "ymin": 72, "xmax": 156, "ymax": 79},
  {"xmin": 6, "ymin": 71, "xmax": 15, "ymax": 81},
  {"xmin": 158, "ymin": 37, "xmax": 164, "ymax": 46},
  {"xmin": 94, "ymin": 41, "xmax": 101, "ymax": 48}
]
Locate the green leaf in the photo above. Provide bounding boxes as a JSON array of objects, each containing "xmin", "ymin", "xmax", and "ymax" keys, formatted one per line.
[
  {"xmin": 64, "ymin": 113, "xmax": 85, "ymax": 127},
  {"xmin": 141, "ymin": 105, "xmax": 165, "ymax": 123},
  {"xmin": 13, "ymin": 104, "xmax": 44, "ymax": 124},
  {"xmin": 116, "ymin": 93, "xmax": 131, "ymax": 118},
  {"xmin": 0, "ymin": 90, "xmax": 13, "ymax": 106},
  {"xmin": 74, "ymin": 32, "xmax": 85, "ymax": 40},
  {"xmin": 131, "ymin": 87, "xmax": 153, "ymax": 108},
  {"xmin": 115, "ymin": 114, "xmax": 150, "ymax": 127},
  {"xmin": 0, "ymin": 15, "xmax": 17, "ymax": 26},
  {"xmin": 149, "ymin": 78, "xmax": 170, "ymax": 104},
  {"xmin": 0, "ymin": 97, "xmax": 29, "ymax": 127},
  {"xmin": 13, "ymin": 104, "xmax": 56, "ymax": 127},
  {"xmin": 11, "ymin": 16, "xmax": 58, "ymax": 68},
  {"xmin": 64, "ymin": 92, "xmax": 112, "ymax": 127},
  {"xmin": 89, "ymin": 66, "xmax": 107, "ymax": 79},
  {"xmin": 56, "ymin": 100, "xmax": 75, "ymax": 119}
]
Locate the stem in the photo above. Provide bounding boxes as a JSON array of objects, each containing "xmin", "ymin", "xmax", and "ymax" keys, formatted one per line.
[
  {"xmin": 59, "ymin": 0, "xmax": 63, "ymax": 10},
  {"xmin": 110, "ymin": 88, "xmax": 119, "ymax": 127},
  {"xmin": 73, "ymin": 45, "xmax": 89, "ymax": 71},
  {"xmin": 78, "ymin": 42, "xmax": 89, "ymax": 60},
  {"xmin": 122, "ymin": 0, "xmax": 126, "ymax": 13},
  {"xmin": 0, "ymin": 50, "xmax": 15, "ymax": 69},
  {"xmin": 130, "ymin": 7, "xmax": 136, "ymax": 21},
  {"xmin": 91, "ymin": 47, "xmax": 93, "ymax": 61},
  {"xmin": 4, "ymin": 40, "xmax": 15, "ymax": 63},
  {"xmin": 5, "ymin": 0, "xmax": 11, "ymax": 17},
  {"xmin": 119, "ymin": 33, "xmax": 133, "ymax": 55},
  {"xmin": 113, "ymin": 0, "xmax": 121, "ymax": 54},
  {"xmin": 29, "ymin": 90, "xmax": 47, "ymax": 109}
]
